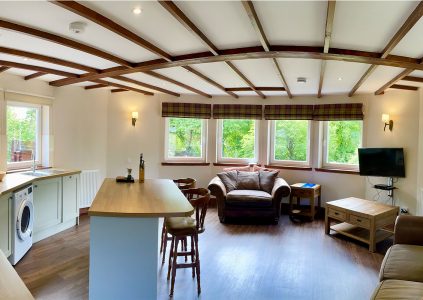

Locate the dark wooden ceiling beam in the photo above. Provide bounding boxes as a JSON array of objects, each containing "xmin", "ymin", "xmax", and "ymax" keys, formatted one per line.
[
  {"xmin": 24, "ymin": 72, "xmax": 45, "ymax": 81},
  {"xmin": 390, "ymin": 84, "xmax": 419, "ymax": 91},
  {"xmin": 51, "ymin": 1, "xmax": 172, "ymax": 61},
  {"xmin": 0, "ymin": 66, "xmax": 10, "ymax": 73},
  {"xmin": 48, "ymin": 46, "xmax": 423, "ymax": 87},
  {"xmin": 113, "ymin": 75, "xmax": 180, "ymax": 97},
  {"xmin": 317, "ymin": 0, "xmax": 336, "ymax": 98},
  {"xmin": 182, "ymin": 66, "xmax": 238, "ymax": 98},
  {"xmin": 403, "ymin": 75, "xmax": 423, "ymax": 83},
  {"xmin": 374, "ymin": 69, "xmax": 414, "ymax": 95},
  {"xmin": 226, "ymin": 87, "xmax": 285, "ymax": 92},
  {"xmin": 0, "ymin": 46, "xmax": 98, "ymax": 73},
  {"xmin": 0, "ymin": 19, "xmax": 132, "ymax": 67},
  {"xmin": 350, "ymin": 1, "xmax": 423, "ymax": 96},
  {"xmin": 94, "ymin": 79, "xmax": 154, "ymax": 95},
  {"xmin": 51, "ymin": 0, "xmax": 218, "ymax": 97},
  {"xmin": 242, "ymin": 1, "xmax": 292, "ymax": 98},
  {"xmin": 159, "ymin": 0, "xmax": 265, "ymax": 99},
  {"xmin": 143, "ymin": 70, "xmax": 212, "ymax": 98},
  {"xmin": 85, "ymin": 83, "xmax": 108, "ymax": 90},
  {"xmin": 111, "ymin": 88, "xmax": 128, "ymax": 93},
  {"xmin": 0, "ymin": 60, "xmax": 78, "ymax": 77}
]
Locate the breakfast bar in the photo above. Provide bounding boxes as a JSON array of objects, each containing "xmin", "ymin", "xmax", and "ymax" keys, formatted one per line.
[{"xmin": 88, "ymin": 179, "xmax": 194, "ymax": 300}]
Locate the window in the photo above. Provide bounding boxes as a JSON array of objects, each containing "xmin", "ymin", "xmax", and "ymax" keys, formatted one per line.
[
  {"xmin": 6, "ymin": 102, "xmax": 41, "ymax": 169},
  {"xmin": 164, "ymin": 117, "xmax": 207, "ymax": 162},
  {"xmin": 322, "ymin": 120, "xmax": 363, "ymax": 169},
  {"xmin": 270, "ymin": 120, "xmax": 311, "ymax": 166},
  {"xmin": 217, "ymin": 119, "xmax": 258, "ymax": 163}
]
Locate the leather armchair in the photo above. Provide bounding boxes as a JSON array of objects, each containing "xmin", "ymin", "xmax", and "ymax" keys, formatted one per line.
[{"xmin": 208, "ymin": 176, "xmax": 290, "ymax": 224}]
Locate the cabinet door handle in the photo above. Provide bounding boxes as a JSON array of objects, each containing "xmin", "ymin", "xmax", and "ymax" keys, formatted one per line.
[{"xmin": 34, "ymin": 185, "xmax": 38, "ymax": 188}]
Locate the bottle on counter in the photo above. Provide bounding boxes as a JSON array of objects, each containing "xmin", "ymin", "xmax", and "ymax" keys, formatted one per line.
[{"xmin": 139, "ymin": 153, "xmax": 145, "ymax": 182}]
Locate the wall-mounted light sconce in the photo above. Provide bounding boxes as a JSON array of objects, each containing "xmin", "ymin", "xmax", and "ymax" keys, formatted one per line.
[
  {"xmin": 382, "ymin": 113, "xmax": 393, "ymax": 131},
  {"xmin": 131, "ymin": 111, "xmax": 138, "ymax": 127}
]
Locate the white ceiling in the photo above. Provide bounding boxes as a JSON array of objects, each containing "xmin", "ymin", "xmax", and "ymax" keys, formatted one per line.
[{"xmin": 0, "ymin": 0, "xmax": 422, "ymax": 98}]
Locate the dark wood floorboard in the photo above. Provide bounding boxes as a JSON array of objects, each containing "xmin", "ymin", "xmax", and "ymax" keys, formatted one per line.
[{"xmin": 14, "ymin": 209, "xmax": 389, "ymax": 300}]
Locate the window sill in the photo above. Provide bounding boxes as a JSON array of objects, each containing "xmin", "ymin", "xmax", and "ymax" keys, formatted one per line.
[
  {"xmin": 213, "ymin": 163, "xmax": 261, "ymax": 167},
  {"xmin": 7, "ymin": 166, "xmax": 51, "ymax": 174},
  {"xmin": 265, "ymin": 165, "xmax": 313, "ymax": 171},
  {"xmin": 314, "ymin": 168, "xmax": 359, "ymax": 175},
  {"xmin": 161, "ymin": 162, "xmax": 210, "ymax": 166}
]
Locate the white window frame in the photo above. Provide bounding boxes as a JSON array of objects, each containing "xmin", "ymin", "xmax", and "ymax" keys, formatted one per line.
[
  {"xmin": 6, "ymin": 101, "xmax": 42, "ymax": 170},
  {"xmin": 164, "ymin": 117, "xmax": 208, "ymax": 163},
  {"xmin": 216, "ymin": 119, "xmax": 259, "ymax": 164},
  {"xmin": 321, "ymin": 120, "xmax": 363, "ymax": 170},
  {"xmin": 269, "ymin": 120, "xmax": 312, "ymax": 167}
]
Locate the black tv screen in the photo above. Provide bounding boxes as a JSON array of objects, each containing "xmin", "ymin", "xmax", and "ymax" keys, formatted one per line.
[{"xmin": 358, "ymin": 148, "xmax": 405, "ymax": 177}]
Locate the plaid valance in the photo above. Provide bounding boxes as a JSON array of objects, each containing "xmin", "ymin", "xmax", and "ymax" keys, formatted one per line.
[
  {"xmin": 313, "ymin": 103, "xmax": 364, "ymax": 121},
  {"xmin": 264, "ymin": 105, "xmax": 314, "ymax": 120},
  {"xmin": 161, "ymin": 102, "xmax": 211, "ymax": 119},
  {"xmin": 212, "ymin": 104, "xmax": 263, "ymax": 119}
]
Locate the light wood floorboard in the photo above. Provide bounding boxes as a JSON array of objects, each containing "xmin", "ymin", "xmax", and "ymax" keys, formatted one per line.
[{"xmin": 15, "ymin": 209, "xmax": 389, "ymax": 300}]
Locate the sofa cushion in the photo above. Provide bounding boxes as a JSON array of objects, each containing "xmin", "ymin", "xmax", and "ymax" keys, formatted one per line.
[
  {"xmin": 217, "ymin": 170, "xmax": 238, "ymax": 192},
  {"xmin": 226, "ymin": 190, "xmax": 272, "ymax": 207},
  {"xmin": 371, "ymin": 280, "xmax": 423, "ymax": 300},
  {"xmin": 259, "ymin": 170, "xmax": 279, "ymax": 193},
  {"xmin": 380, "ymin": 244, "xmax": 423, "ymax": 283},
  {"xmin": 236, "ymin": 171, "xmax": 260, "ymax": 190},
  {"xmin": 223, "ymin": 165, "xmax": 251, "ymax": 172}
]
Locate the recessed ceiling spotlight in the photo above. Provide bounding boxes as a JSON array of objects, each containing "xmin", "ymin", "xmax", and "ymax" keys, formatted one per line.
[
  {"xmin": 23, "ymin": 58, "xmax": 28, "ymax": 61},
  {"xmin": 69, "ymin": 21, "xmax": 87, "ymax": 34},
  {"xmin": 338, "ymin": 77, "xmax": 343, "ymax": 81},
  {"xmin": 133, "ymin": 6, "xmax": 142, "ymax": 15},
  {"xmin": 297, "ymin": 77, "xmax": 307, "ymax": 84}
]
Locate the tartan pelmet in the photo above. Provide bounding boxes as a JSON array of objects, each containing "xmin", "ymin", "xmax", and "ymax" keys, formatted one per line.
[
  {"xmin": 313, "ymin": 103, "xmax": 364, "ymax": 121},
  {"xmin": 264, "ymin": 105, "xmax": 314, "ymax": 120},
  {"xmin": 161, "ymin": 102, "xmax": 211, "ymax": 119},
  {"xmin": 212, "ymin": 104, "xmax": 263, "ymax": 119}
]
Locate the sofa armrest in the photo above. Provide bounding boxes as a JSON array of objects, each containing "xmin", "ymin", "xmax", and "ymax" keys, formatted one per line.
[
  {"xmin": 394, "ymin": 215, "xmax": 423, "ymax": 246},
  {"xmin": 271, "ymin": 177, "xmax": 291, "ymax": 200},
  {"xmin": 208, "ymin": 177, "xmax": 227, "ymax": 217}
]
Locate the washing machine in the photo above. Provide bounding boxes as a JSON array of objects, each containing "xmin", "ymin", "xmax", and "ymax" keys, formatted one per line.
[{"xmin": 9, "ymin": 185, "xmax": 34, "ymax": 265}]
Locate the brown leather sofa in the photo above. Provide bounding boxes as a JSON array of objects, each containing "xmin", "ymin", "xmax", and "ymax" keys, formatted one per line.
[
  {"xmin": 208, "ymin": 174, "xmax": 290, "ymax": 224},
  {"xmin": 371, "ymin": 215, "xmax": 423, "ymax": 299}
]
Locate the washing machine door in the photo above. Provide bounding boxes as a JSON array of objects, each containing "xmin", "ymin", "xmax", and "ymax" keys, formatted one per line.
[{"xmin": 16, "ymin": 200, "xmax": 34, "ymax": 241}]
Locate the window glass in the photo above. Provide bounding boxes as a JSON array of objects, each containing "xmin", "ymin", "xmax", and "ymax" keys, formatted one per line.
[
  {"xmin": 326, "ymin": 120, "xmax": 363, "ymax": 165},
  {"xmin": 166, "ymin": 117, "xmax": 205, "ymax": 159},
  {"xmin": 273, "ymin": 120, "xmax": 309, "ymax": 163},
  {"xmin": 7, "ymin": 104, "xmax": 39, "ymax": 164},
  {"xmin": 221, "ymin": 119, "xmax": 256, "ymax": 159}
]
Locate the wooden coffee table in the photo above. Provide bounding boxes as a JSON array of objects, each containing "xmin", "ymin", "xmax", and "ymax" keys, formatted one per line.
[{"xmin": 325, "ymin": 197, "xmax": 399, "ymax": 252}]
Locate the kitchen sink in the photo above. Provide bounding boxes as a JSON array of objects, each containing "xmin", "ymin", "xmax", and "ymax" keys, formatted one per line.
[{"xmin": 21, "ymin": 171, "xmax": 50, "ymax": 177}]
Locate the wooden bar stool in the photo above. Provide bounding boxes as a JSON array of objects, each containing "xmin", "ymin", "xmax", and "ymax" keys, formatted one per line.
[
  {"xmin": 160, "ymin": 178, "xmax": 196, "ymax": 263},
  {"xmin": 166, "ymin": 188, "xmax": 210, "ymax": 297}
]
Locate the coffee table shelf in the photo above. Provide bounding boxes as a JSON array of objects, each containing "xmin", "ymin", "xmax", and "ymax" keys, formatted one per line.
[{"xmin": 330, "ymin": 222, "xmax": 393, "ymax": 245}]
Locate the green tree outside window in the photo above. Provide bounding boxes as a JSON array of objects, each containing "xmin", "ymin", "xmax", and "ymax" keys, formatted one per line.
[
  {"xmin": 168, "ymin": 118, "xmax": 202, "ymax": 157},
  {"xmin": 221, "ymin": 119, "xmax": 255, "ymax": 159},
  {"xmin": 327, "ymin": 120, "xmax": 362, "ymax": 164},
  {"xmin": 274, "ymin": 120, "xmax": 308, "ymax": 162}
]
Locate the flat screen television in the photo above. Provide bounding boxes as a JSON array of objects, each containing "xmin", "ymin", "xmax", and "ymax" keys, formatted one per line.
[{"xmin": 358, "ymin": 148, "xmax": 405, "ymax": 178}]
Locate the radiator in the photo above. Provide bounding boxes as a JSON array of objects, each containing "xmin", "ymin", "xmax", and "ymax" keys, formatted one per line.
[{"xmin": 80, "ymin": 170, "xmax": 101, "ymax": 208}]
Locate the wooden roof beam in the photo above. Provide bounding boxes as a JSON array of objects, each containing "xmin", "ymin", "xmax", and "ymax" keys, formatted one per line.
[
  {"xmin": 24, "ymin": 72, "xmax": 45, "ymax": 81},
  {"xmin": 317, "ymin": 0, "xmax": 336, "ymax": 98},
  {"xmin": 0, "ymin": 60, "xmax": 78, "ymax": 78},
  {"xmin": 94, "ymin": 79, "xmax": 154, "ymax": 96},
  {"xmin": 390, "ymin": 84, "xmax": 418, "ymax": 91},
  {"xmin": 85, "ymin": 83, "xmax": 108, "ymax": 90},
  {"xmin": 0, "ymin": 19, "xmax": 132, "ymax": 67},
  {"xmin": 242, "ymin": 0, "xmax": 292, "ymax": 98},
  {"xmin": 350, "ymin": 1, "xmax": 423, "ymax": 96},
  {"xmin": 143, "ymin": 70, "xmax": 212, "ymax": 98},
  {"xmin": 111, "ymin": 88, "xmax": 128, "ymax": 93},
  {"xmin": 0, "ymin": 66, "xmax": 10, "ymax": 73},
  {"xmin": 159, "ymin": 0, "xmax": 265, "ymax": 99},
  {"xmin": 403, "ymin": 75, "xmax": 423, "ymax": 83},
  {"xmin": 48, "ymin": 46, "xmax": 423, "ymax": 87},
  {"xmin": 226, "ymin": 87, "xmax": 285, "ymax": 92},
  {"xmin": 113, "ymin": 75, "xmax": 180, "ymax": 97}
]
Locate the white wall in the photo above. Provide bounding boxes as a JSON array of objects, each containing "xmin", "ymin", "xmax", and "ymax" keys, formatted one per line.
[
  {"xmin": 1, "ymin": 71, "xmax": 421, "ymax": 214},
  {"xmin": 106, "ymin": 90, "xmax": 421, "ymax": 213},
  {"xmin": 417, "ymin": 88, "xmax": 423, "ymax": 216}
]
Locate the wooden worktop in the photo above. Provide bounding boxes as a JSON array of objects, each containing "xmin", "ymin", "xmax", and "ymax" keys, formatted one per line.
[
  {"xmin": 0, "ymin": 169, "xmax": 81, "ymax": 197},
  {"xmin": 0, "ymin": 251, "xmax": 34, "ymax": 300},
  {"xmin": 89, "ymin": 179, "xmax": 194, "ymax": 217}
]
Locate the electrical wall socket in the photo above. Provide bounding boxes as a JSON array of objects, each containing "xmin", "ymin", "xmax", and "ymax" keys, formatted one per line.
[{"xmin": 400, "ymin": 207, "xmax": 409, "ymax": 214}]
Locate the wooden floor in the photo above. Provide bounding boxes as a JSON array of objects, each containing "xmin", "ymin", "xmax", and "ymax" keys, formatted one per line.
[{"xmin": 15, "ymin": 209, "xmax": 390, "ymax": 300}]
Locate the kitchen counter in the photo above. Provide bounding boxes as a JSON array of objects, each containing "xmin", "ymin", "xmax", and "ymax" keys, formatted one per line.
[
  {"xmin": 0, "ymin": 169, "xmax": 81, "ymax": 196},
  {"xmin": 0, "ymin": 250, "xmax": 34, "ymax": 300},
  {"xmin": 89, "ymin": 179, "xmax": 193, "ymax": 300}
]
